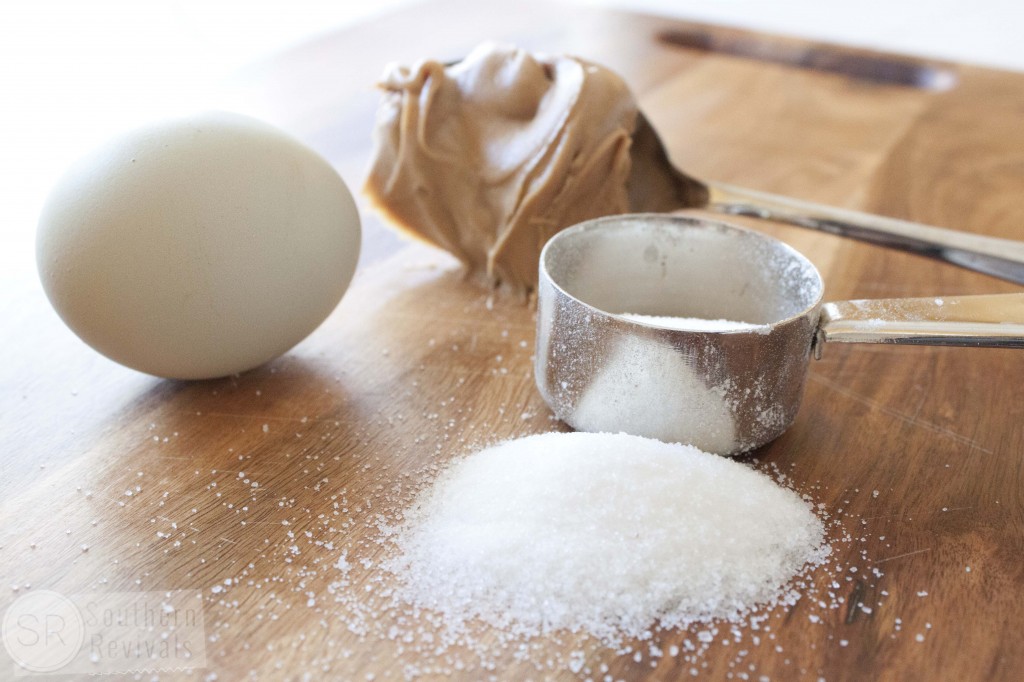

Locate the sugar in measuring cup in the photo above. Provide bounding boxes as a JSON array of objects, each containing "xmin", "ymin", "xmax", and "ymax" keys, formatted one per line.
[{"xmin": 535, "ymin": 215, "xmax": 1024, "ymax": 455}]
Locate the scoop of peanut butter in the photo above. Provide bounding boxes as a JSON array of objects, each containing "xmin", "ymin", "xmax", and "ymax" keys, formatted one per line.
[{"xmin": 364, "ymin": 43, "xmax": 638, "ymax": 295}]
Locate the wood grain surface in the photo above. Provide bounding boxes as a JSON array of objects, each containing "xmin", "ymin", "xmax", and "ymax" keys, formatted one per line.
[{"xmin": 2, "ymin": 1, "xmax": 1023, "ymax": 680}]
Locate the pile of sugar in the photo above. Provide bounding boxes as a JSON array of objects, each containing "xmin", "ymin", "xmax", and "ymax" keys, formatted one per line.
[
  {"xmin": 570, "ymin": 334, "xmax": 740, "ymax": 453},
  {"xmin": 388, "ymin": 431, "xmax": 830, "ymax": 643},
  {"xmin": 620, "ymin": 313, "xmax": 759, "ymax": 332}
]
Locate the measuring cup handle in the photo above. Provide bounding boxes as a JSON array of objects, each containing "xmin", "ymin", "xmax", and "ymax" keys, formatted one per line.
[
  {"xmin": 813, "ymin": 293, "xmax": 1024, "ymax": 359},
  {"xmin": 706, "ymin": 182, "xmax": 1024, "ymax": 285}
]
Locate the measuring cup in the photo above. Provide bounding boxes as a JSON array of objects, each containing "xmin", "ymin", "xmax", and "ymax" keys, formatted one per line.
[{"xmin": 535, "ymin": 215, "xmax": 1024, "ymax": 455}]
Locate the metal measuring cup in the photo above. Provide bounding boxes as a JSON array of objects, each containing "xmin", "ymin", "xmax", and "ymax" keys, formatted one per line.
[{"xmin": 535, "ymin": 214, "xmax": 1024, "ymax": 455}]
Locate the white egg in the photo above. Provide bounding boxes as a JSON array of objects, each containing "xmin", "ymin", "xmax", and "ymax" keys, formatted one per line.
[{"xmin": 36, "ymin": 111, "xmax": 361, "ymax": 379}]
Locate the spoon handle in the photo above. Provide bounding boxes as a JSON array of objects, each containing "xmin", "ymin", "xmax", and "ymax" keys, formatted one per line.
[
  {"xmin": 814, "ymin": 293, "xmax": 1024, "ymax": 359},
  {"xmin": 706, "ymin": 182, "xmax": 1024, "ymax": 285}
]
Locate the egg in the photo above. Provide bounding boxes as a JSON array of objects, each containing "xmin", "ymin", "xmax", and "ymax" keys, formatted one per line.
[{"xmin": 36, "ymin": 111, "xmax": 361, "ymax": 379}]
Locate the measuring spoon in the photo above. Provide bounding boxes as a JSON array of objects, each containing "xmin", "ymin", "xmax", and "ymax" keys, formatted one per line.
[
  {"xmin": 535, "ymin": 214, "xmax": 1024, "ymax": 455},
  {"xmin": 628, "ymin": 113, "xmax": 1024, "ymax": 285}
]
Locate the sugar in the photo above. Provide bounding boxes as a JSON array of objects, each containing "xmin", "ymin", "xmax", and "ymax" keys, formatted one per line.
[
  {"xmin": 620, "ymin": 313, "xmax": 759, "ymax": 332},
  {"xmin": 388, "ymin": 432, "xmax": 829, "ymax": 643},
  {"xmin": 570, "ymin": 335, "xmax": 739, "ymax": 453}
]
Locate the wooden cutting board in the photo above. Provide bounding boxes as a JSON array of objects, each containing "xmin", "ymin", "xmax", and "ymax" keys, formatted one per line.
[{"xmin": 3, "ymin": 1, "xmax": 1023, "ymax": 679}]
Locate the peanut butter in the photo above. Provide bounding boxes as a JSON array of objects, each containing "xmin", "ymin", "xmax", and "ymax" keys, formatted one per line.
[{"xmin": 364, "ymin": 43, "xmax": 638, "ymax": 294}]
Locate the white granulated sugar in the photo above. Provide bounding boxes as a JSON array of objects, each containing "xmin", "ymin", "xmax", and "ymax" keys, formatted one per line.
[
  {"xmin": 620, "ymin": 313, "xmax": 759, "ymax": 332},
  {"xmin": 388, "ymin": 432, "xmax": 829, "ymax": 644},
  {"xmin": 570, "ymin": 335, "xmax": 739, "ymax": 453}
]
